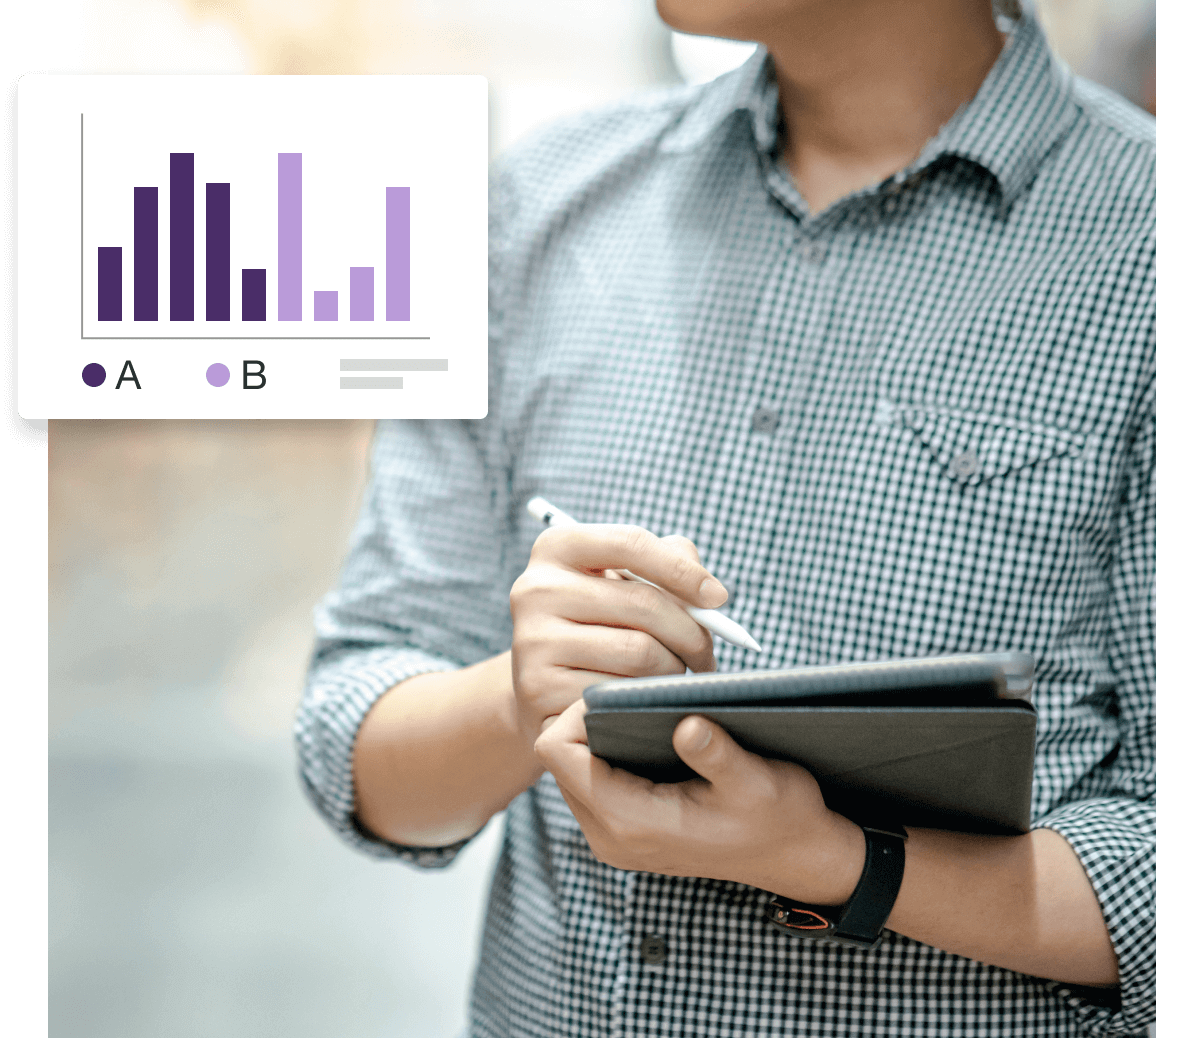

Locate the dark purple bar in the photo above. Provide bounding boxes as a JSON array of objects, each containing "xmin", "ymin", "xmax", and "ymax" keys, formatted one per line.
[
  {"xmin": 350, "ymin": 266, "xmax": 373, "ymax": 320},
  {"xmin": 170, "ymin": 153, "xmax": 194, "ymax": 321},
  {"xmin": 242, "ymin": 269, "xmax": 266, "ymax": 321},
  {"xmin": 314, "ymin": 290, "xmax": 338, "ymax": 321},
  {"xmin": 206, "ymin": 183, "xmax": 230, "ymax": 321},
  {"xmin": 134, "ymin": 187, "xmax": 157, "ymax": 321},
  {"xmin": 98, "ymin": 247, "xmax": 122, "ymax": 321}
]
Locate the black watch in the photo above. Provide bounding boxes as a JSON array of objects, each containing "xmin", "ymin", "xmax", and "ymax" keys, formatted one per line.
[{"xmin": 764, "ymin": 822, "xmax": 907, "ymax": 949}]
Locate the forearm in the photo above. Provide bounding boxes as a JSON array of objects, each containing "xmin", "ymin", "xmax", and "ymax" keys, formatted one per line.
[
  {"xmin": 883, "ymin": 826, "xmax": 1118, "ymax": 986},
  {"xmin": 762, "ymin": 823, "xmax": 1117, "ymax": 986},
  {"xmin": 538, "ymin": 702, "xmax": 1125, "ymax": 990},
  {"xmin": 352, "ymin": 650, "xmax": 543, "ymax": 847}
]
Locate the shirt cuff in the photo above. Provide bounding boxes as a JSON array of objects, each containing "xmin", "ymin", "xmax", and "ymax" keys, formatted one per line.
[
  {"xmin": 1035, "ymin": 796, "xmax": 1155, "ymax": 1036},
  {"xmin": 295, "ymin": 642, "xmax": 475, "ymax": 866}
]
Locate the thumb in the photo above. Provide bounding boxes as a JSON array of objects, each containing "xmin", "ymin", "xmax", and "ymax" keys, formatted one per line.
[{"xmin": 672, "ymin": 715, "xmax": 753, "ymax": 785}]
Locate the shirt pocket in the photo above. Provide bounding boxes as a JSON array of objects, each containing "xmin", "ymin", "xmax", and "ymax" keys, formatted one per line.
[{"xmin": 874, "ymin": 399, "xmax": 1093, "ymax": 489}]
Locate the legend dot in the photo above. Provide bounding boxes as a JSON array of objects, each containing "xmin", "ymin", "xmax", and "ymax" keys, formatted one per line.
[
  {"xmin": 82, "ymin": 363, "xmax": 106, "ymax": 387},
  {"xmin": 206, "ymin": 363, "xmax": 231, "ymax": 387}
]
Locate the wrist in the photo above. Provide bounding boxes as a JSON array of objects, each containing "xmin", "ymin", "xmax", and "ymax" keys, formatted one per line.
[
  {"xmin": 489, "ymin": 651, "xmax": 546, "ymax": 783},
  {"xmin": 823, "ymin": 811, "xmax": 870, "ymax": 904},
  {"xmin": 761, "ymin": 809, "xmax": 865, "ymax": 906},
  {"xmin": 766, "ymin": 820, "xmax": 908, "ymax": 949},
  {"xmin": 356, "ymin": 651, "xmax": 541, "ymax": 846}
]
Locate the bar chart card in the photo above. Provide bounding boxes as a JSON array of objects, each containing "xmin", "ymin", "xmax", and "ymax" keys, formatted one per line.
[{"xmin": 17, "ymin": 75, "xmax": 487, "ymax": 418}]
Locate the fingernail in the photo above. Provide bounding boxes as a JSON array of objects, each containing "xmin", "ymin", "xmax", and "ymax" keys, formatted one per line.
[
  {"xmin": 690, "ymin": 721, "xmax": 712, "ymax": 752},
  {"xmin": 698, "ymin": 578, "xmax": 727, "ymax": 608}
]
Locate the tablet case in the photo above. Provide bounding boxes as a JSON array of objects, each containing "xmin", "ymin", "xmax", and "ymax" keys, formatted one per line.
[{"xmin": 583, "ymin": 654, "xmax": 1036, "ymax": 836}]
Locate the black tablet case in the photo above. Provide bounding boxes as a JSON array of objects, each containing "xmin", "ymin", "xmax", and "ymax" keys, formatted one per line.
[{"xmin": 583, "ymin": 655, "xmax": 1036, "ymax": 836}]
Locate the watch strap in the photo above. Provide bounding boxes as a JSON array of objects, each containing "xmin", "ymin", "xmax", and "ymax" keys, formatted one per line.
[{"xmin": 765, "ymin": 824, "xmax": 907, "ymax": 948}]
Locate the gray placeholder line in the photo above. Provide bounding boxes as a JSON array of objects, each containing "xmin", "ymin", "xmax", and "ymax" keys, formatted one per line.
[
  {"xmin": 340, "ymin": 359, "xmax": 448, "ymax": 371},
  {"xmin": 83, "ymin": 337, "xmax": 433, "ymax": 341},
  {"xmin": 341, "ymin": 377, "xmax": 405, "ymax": 389}
]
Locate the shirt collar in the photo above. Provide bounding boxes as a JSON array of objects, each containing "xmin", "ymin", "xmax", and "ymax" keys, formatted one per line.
[
  {"xmin": 661, "ymin": 14, "xmax": 1078, "ymax": 207},
  {"xmin": 658, "ymin": 44, "xmax": 778, "ymax": 155},
  {"xmin": 914, "ymin": 14, "xmax": 1078, "ymax": 205}
]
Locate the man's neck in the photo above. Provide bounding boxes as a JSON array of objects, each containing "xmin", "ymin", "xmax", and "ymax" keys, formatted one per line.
[{"xmin": 763, "ymin": 0, "xmax": 1006, "ymax": 214}]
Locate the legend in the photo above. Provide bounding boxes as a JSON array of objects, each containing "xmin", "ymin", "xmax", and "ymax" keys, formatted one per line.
[{"xmin": 17, "ymin": 75, "xmax": 488, "ymax": 419}]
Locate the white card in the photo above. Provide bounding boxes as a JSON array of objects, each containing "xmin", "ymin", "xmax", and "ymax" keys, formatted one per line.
[{"xmin": 18, "ymin": 75, "xmax": 488, "ymax": 418}]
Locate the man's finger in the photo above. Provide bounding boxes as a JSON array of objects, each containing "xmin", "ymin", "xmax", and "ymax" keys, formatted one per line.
[
  {"xmin": 532, "ymin": 524, "xmax": 727, "ymax": 609},
  {"xmin": 537, "ymin": 703, "xmax": 659, "ymax": 811},
  {"xmin": 561, "ymin": 579, "xmax": 714, "ymax": 674},
  {"xmin": 534, "ymin": 699, "xmax": 590, "ymax": 757},
  {"xmin": 672, "ymin": 715, "xmax": 760, "ymax": 788},
  {"xmin": 543, "ymin": 615, "xmax": 689, "ymax": 678},
  {"xmin": 659, "ymin": 534, "xmax": 701, "ymax": 562}
]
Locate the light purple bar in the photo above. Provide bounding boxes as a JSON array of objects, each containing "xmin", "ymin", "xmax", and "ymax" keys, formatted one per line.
[
  {"xmin": 314, "ymin": 290, "xmax": 338, "ymax": 321},
  {"xmin": 386, "ymin": 187, "xmax": 409, "ymax": 321},
  {"xmin": 278, "ymin": 153, "xmax": 302, "ymax": 320},
  {"xmin": 350, "ymin": 266, "xmax": 374, "ymax": 321}
]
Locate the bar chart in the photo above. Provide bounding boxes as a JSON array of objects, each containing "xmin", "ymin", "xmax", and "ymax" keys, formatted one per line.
[
  {"xmin": 18, "ymin": 75, "xmax": 488, "ymax": 419},
  {"xmin": 90, "ymin": 144, "xmax": 415, "ymax": 333}
]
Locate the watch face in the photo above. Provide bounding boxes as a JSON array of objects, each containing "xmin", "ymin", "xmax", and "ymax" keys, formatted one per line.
[
  {"xmin": 764, "ymin": 898, "xmax": 836, "ymax": 937},
  {"xmin": 764, "ymin": 899, "xmax": 885, "ymax": 949}
]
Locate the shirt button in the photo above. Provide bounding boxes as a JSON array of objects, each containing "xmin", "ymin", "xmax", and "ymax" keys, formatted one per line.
[
  {"xmin": 639, "ymin": 935, "xmax": 668, "ymax": 965},
  {"xmin": 751, "ymin": 408, "xmax": 780, "ymax": 435},
  {"xmin": 800, "ymin": 241, "xmax": 825, "ymax": 264},
  {"xmin": 951, "ymin": 450, "xmax": 979, "ymax": 478}
]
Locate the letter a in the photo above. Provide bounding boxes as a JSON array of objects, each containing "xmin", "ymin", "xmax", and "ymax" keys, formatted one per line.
[{"xmin": 115, "ymin": 360, "xmax": 142, "ymax": 389}]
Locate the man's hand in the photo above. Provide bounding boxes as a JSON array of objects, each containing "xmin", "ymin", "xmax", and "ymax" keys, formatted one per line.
[
  {"xmin": 534, "ymin": 699, "xmax": 866, "ymax": 906},
  {"xmin": 509, "ymin": 524, "xmax": 727, "ymax": 744},
  {"xmin": 535, "ymin": 701, "xmax": 1120, "ymax": 987}
]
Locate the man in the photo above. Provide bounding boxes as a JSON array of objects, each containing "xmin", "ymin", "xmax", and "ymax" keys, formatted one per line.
[{"xmin": 297, "ymin": 1, "xmax": 1154, "ymax": 1034}]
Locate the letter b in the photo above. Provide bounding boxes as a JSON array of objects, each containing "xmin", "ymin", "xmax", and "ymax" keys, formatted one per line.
[{"xmin": 243, "ymin": 360, "xmax": 266, "ymax": 389}]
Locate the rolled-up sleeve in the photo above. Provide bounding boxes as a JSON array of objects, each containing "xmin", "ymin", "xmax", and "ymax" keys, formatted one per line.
[
  {"xmin": 295, "ymin": 164, "xmax": 520, "ymax": 866},
  {"xmin": 295, "ymin": 413, "xmax": 515, "ymax": 864},
  {"xmin": 1037, "ymin": 373, "xmax": 1155, "ymax": 1035},
  {"xmin": 298, "ymin": 642, "xmax": 462, "ymax": 864}
]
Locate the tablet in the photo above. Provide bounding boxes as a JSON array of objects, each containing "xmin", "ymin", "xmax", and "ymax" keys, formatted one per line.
[{"xmin": 583, "ymin": 653, "xmax": 1036, "ymax": 835}]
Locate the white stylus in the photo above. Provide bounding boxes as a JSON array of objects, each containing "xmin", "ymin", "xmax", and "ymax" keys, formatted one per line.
[{"xmin": 526, "ymin": 496, "xmax": 763, "ymax": 653}]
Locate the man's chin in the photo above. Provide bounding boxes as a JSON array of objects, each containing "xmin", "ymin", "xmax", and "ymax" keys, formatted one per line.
[
  {"xmin": 656, "ymin": 0, "xmax": 805, "ymax": 46},
  {"xmin": 655, "ymin": 0, "xmax": 755, "ymax": 41}
]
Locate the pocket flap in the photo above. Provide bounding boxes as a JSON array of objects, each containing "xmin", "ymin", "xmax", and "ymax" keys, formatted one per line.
[{"xmin": 877, "ymin": 401, "xmax": 1088, "ymax": 487}]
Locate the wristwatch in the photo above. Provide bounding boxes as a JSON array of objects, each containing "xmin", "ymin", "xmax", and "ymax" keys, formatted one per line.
[{"xmin": 764, "ymin": 822, "xmax": 908, "ymax": 949}]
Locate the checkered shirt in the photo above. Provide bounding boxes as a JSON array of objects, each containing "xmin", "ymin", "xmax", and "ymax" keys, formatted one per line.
[{"xmin": 297, "ymin": 14, "xmax": 1154, "ymax": 1037}]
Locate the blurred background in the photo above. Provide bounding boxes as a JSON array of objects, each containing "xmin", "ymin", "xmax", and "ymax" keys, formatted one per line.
[{"xmin": 43, "ymin": 2, "xmax": 1154, "ymax": 1036}]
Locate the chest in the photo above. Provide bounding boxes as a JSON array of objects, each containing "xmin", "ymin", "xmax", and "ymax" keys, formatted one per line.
[{"xmin": 495, "ymin": 165, "xmax": 1149, "ymax": 665}]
